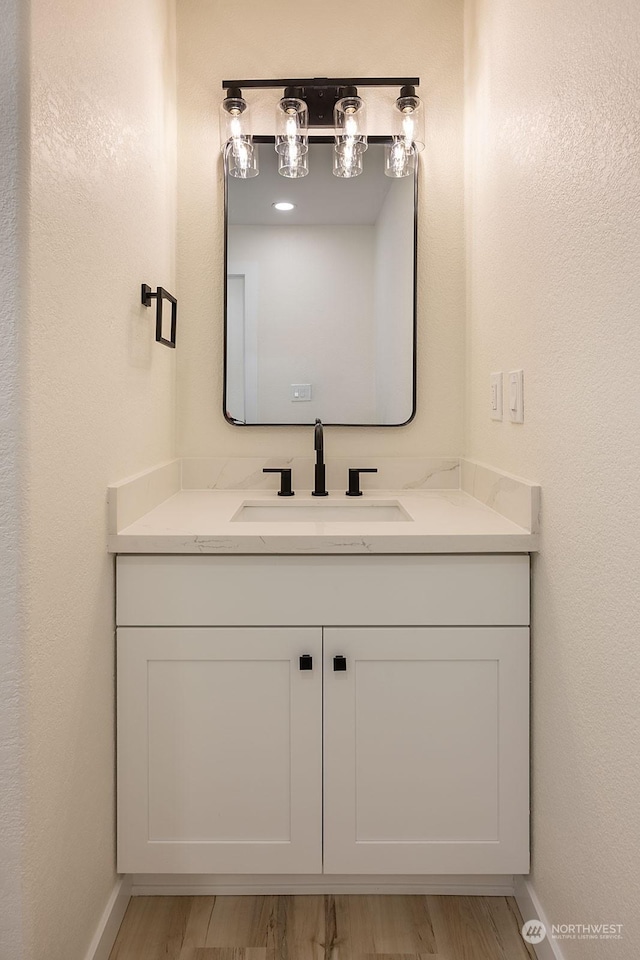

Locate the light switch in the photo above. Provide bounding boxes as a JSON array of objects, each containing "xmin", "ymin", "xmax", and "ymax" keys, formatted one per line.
[
  {"xmin": 508, "ymin": 370, "xmax": 524, "ymax": 423},
  {"xmin": 291, "ymin": 383, "xmax": 312, "ymax": 402},
  {"xmin": 490, "ymin": 373, "xmax": 503, "ymax": 421}
]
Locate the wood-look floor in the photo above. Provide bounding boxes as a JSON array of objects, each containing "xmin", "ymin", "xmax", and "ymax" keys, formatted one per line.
[{"xmin": 108, "ymin": 894, "xmax": 537, "ymax": 960}]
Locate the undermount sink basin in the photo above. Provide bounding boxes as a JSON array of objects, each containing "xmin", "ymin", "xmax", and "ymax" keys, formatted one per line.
[{"xmin": 232, "ymin": 500, "xmax": 412, "ymax": 523}]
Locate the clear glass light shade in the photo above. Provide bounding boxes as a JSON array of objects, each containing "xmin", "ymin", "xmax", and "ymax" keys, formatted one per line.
[
  {"xmin": 384, "ymin": 139, "xmax": 416, "ymax": 178},
  {"xmin": 392, "ymin": 93, "xmax": 425, "ymax": 152},
  {"xmin": 220, "ymin": 95, "xmax": 259, "ymax": 179},
  {"xmin": 334, "ymin": 95, "xmax": 368, "ymax": 151},
  {"xmin": 227, "ymin": 139, "xmax": 259, "ymax": 178},
  {"xmin": 333, "ymin": 139, "xmax": 364, "ymax": 178},
  {"xmin": 275, "ymin": 96, "xmax": 309, "ymax": 178},
  {"xmin": 275, "ymin": 97, "xmax": 309, "ymax": 154},
  {"xmin": 278, "ymin": 150, "xmax": 309, "ymax": 178}
]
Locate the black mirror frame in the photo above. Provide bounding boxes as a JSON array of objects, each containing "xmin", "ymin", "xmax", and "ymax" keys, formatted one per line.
[{"xmin": 222, "ymin": 135, "xmax": 418, "ymax": 427}]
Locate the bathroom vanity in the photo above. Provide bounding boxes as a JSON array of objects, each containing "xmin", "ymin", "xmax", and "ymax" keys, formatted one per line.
[
  {"xmin": 106, "ymin": 71, "xmax": 542, "ymax": 892},
  {"xmin": 110, "ymin": 461, "xmax": 538, "ymax": 882}
]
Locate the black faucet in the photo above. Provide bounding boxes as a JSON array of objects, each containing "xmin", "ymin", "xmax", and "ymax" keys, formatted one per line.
[{"xmin": 312, "ymin": 418, "xmax": 328, "ymax": 496}]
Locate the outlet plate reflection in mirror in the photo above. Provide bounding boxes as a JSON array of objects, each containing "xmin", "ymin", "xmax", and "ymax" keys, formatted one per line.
[{"xmin": 224, "ymin": 138, "xmax": 417, "ymax": 426}]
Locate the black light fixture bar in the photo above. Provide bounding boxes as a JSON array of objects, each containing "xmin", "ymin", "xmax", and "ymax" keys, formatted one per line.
[
  {"xmin": 222, "ymin": 77, "xmax": 419, "ymax": 89},
  {"xmin": 222, "ymin": 77, "xmax": 419, "ymax": 127}
]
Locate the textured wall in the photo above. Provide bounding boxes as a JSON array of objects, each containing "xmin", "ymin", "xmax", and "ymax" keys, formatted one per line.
[
  {"xmin": 176, "ymin": 0, "xmax": 465, "ymax": 459},
  {"xmin": 0, "ymin": 1, "xmax": 26, "ymax": 957},
  {"xmin": 465, "ymin": 0, "xmax": 640, "ymax": 955},
  {"xmin": 24, "ymin": 1, "xmax": 177, "ymax": 957}
]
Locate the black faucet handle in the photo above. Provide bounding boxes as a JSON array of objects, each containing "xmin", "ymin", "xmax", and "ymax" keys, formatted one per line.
[
  {"xmin": 263, "ymin": 467, "xmax": 295, "ymax": 497},
  {"xmin": 346, "ymin": 468, "xmax": 378, "ymax": 497}
]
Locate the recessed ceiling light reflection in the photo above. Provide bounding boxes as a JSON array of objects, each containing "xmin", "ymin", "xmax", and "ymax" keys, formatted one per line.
[{"xmin": 272, "ymin": 201, "xmax": 296, "ymax": 211}]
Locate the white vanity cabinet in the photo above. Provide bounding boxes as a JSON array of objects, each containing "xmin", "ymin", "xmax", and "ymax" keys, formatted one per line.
[
  {"xmin": 323, "ymin": 626, "xmax": 529, "ymax": 875},
  {"xmin": 117, "ymin": 627, "xmax": 323, "ymax": 874},
  {"xmin": 116, "ymin": 555, "xmax": 530, "ymax": 876}
]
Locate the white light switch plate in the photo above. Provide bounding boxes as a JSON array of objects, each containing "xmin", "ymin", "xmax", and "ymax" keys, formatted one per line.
[
  {"xmin": 291, "ymin": 383, "xmax": 312, "ymax": 402},
  {"xmin": 508, "ymin": 370, "xmax": 524, "ymax": 423},
  {"xmin": 490, "ymin": 373, "xmax": 503, "ymax": 421}
]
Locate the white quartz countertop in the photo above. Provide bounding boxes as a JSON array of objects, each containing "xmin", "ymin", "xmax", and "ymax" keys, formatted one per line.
[{"xmin": 108, "ymin": 488, "xmax": 538, "ymax": 554}]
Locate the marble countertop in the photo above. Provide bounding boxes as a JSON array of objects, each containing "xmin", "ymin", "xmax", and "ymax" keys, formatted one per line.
[{"xmin": 108, "ymin": 487, "xmax": 538, "ymax": 554}]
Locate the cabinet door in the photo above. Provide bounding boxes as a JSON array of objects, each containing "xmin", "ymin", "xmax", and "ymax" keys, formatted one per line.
[
  {"xmin": 118, "ymin": 627, "xmax": 322, "ymax": 874},
  {"xmin": 324, "ymin": 627, "xmax": 529, "ymax": 874}
]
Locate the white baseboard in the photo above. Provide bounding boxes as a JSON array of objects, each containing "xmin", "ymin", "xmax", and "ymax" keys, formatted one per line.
[
  {"xmin": 514, "ymin": 876, "xmax": 566, "ymax": 960},
  {"xmin": 83, "ymin": 875, "xmax": 132, "ymax": 960},
  {"xmin": 131, "ymin": 873, "xmax": 515, "ymax": 897}
]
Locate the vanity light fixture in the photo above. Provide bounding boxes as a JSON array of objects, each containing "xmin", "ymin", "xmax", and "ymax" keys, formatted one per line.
[
  {"xmin": 384, "ymin": 84, "xmax": 425, "ymax": 179},
  {"xmin": 275, "ymin": 88, "xmax": 309, "ymax": 178},
  {"xmin": 220, "ymin": 77, "xmax": 420, "ymax": 179},
  {"xmin": 219, "ymin": 87, "xmax": 259, "ymax": 179},
  {"xmin": 272, "ymin": 201, "xmax": 296, "ymax": 211}
]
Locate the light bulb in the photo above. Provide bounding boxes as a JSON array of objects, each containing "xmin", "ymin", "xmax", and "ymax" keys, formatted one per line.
[
  {"xmin": 288, "ymin": 139, "xmax": 299, "ymax": 162},
  {"xmin": 401, "ymin": 110, "xmax": 415, "ymax": 143},
  {"xmin": 392, "ymin": 140, "xmax": 407, "ymax": 172},
  {"xmin": 285, "ymin": 113, "xmax": 298, "ymax": 138}
]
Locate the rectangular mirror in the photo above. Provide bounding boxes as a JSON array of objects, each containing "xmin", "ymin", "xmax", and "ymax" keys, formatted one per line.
[{"xmin": 224, "ymin": 137, "xmax": 417, "ymax": 426}]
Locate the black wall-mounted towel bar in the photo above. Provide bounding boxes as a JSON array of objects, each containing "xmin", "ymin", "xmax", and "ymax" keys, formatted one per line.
[{"xmin": 141, "ymin": 283, "xmax": 177, "ymax": 348}]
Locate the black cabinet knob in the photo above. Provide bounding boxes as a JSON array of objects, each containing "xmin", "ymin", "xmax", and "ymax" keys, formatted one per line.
[
  {"xmin": 299, "ymin": 654, "xmax": 313, "ymax": 671},
  {"xmin": 333, "ymin": 655, "xmax": 347, "ymax": 672},
  {"xmin": 263, "ymin": 467, "xmax": 294, "ymax": 497},
  {"xmin": 346, "ymin": 468, "xmax": 378, "ymax": 497}
]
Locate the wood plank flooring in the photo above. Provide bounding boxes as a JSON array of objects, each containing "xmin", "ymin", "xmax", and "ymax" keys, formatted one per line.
[{"xmin": 108, "ymin": 895, "xmax": 537, "ymax": 960}]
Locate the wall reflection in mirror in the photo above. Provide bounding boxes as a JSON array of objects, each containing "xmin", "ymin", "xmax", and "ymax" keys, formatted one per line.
[{"xmin": 224, "ymin": 140, "xmax": 417, "ymax": 425}]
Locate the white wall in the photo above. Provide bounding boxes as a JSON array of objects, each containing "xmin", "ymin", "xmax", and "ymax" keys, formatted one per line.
[
  {"xmin": 177, "ymin": 0, "xmax": 465, "ymax": 459},
  {"xmin": 465, "ymin": 0, "xmax": 640, "ymax": 954},
  {"xmin": 373, "ymin": 176, "xmax": 415, "ymax": 423},
  {"xmin": 0, "ymin": 1, "xmax": 27, "ymax": 957},
  {"xmin": 228, "ymin": 224, "xmax": 376, "ymax": 423},
  {"xmin": 23, "ymin": 1, "xmax": 177, "ymax": 958}
]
